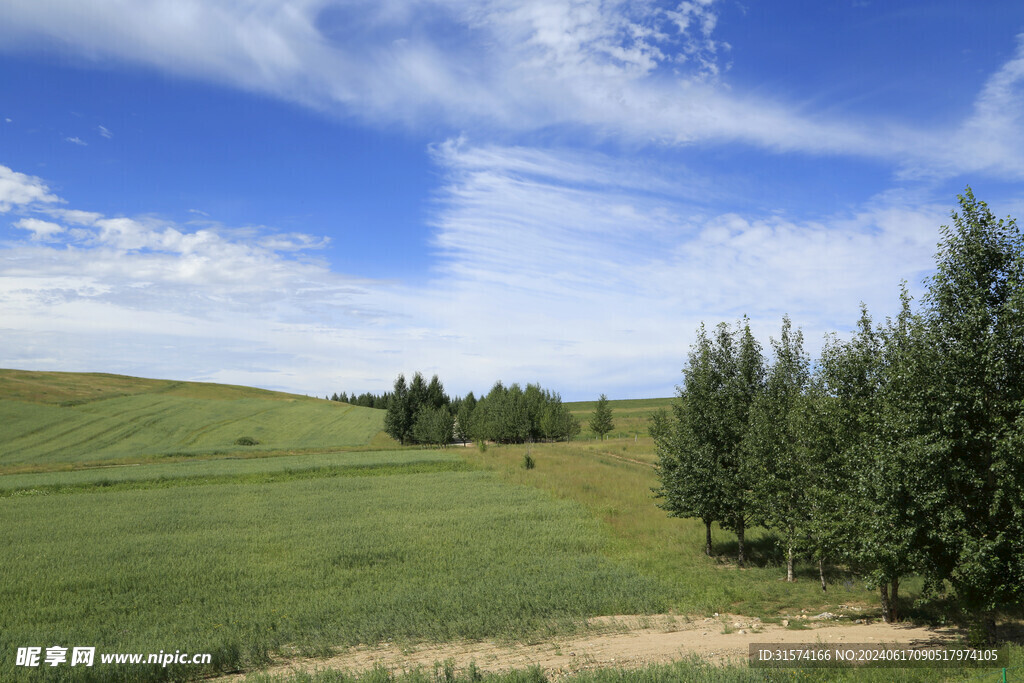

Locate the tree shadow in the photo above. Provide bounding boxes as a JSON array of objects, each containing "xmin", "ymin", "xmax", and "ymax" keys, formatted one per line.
[{"xmin": 714, "ymin": 535, "xmax": 785, "ymax": 567}]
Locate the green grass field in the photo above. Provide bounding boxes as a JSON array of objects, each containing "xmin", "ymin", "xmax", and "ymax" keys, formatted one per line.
[
  {"xmin": 0, "ymin": 449, "xmax": 461, "ymax": 493},
  {"xmin": 0, "ymin": 375, "xmax": 1007, "ymax": 682},
  {"xmin": 0, "ymin": 370, "xmax": 387, "ymax": 470},
  {"xmin": 566, "ymin": 397, "xmax": 674, "ymax": 440},
  {"xmin": 0, "ymin": 452, "xmax": 669, "ymax": 682},
  {"xmin": 245, "ymin": 658, "xmax": 1024, "ymax": 683},
  {"xmin": 466, "ymin": 438, "xmax": 880, "ymax": 617}
]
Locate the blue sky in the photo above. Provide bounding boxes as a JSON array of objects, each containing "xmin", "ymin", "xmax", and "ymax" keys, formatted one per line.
[{"xmin": 1, "ymin": 1, "xmax": 1023, "ymax": 401}]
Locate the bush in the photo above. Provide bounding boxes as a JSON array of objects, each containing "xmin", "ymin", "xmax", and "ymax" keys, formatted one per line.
[
  {"xmin": 234, "ymin": 436, "xmax": 259, "ymax": 446},
  {"xmin": 523, "ymin": 453, "xmax": 535, "ymax": 470}
]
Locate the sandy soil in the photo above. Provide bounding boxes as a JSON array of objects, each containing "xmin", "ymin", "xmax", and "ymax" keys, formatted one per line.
[{"xmin": 223, "ymin": 612, "xmax": 964, "ymax": 680}]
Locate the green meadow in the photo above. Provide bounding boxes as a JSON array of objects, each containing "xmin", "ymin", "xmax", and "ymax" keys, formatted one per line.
[
  {"xmin": 0, "ymin": 372, "xmax": 1010, "ymax": 682},
  {"xmin": 466, "ymin": 438, "xmax": 879, "ymax": 616},
  {"xmin": 566, "ymin": 397, "xmax": 674, "ymax": 440},
  {"xmin": 0, "ymin": 464, "xmax": 668, "ymax": 682},
  {"xmin": 0, "ymin": 370, "xmax": 386, "ymax": 470}
]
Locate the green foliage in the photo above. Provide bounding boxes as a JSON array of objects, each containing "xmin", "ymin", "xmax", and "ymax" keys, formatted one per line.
[
  {"xmin": 455, "ymin": 392, "xmax": 477, "ymax": 444},
  {"xmin": 589, "ymin": 394, "xmax": 614, "ymax": 440},
  {"xmin": 235, "ymin": 436, "xmax": 260, "ymax": 446},
  {"xmin": 384, "ymin": 374, "xmax": 413, "ymax": 445},
  {"xmin": 523, "ymin": 453, "xmax": 535, "ymax": 470},
  {"xmin": 470, "ymin": 382, "xmax": 577, "ymax": 444},
  {"xmin": 652, "ymin": 189, "xmax": 1024, "ymax": 630},
  {"xmin": 745, "ymin": 316, "xmax": 812, "ymax": 579},
  {"xmin": 385, "ymin": 373, "xmax": 454, "ymax": 446},
  {"xmin": 540, "ymin": 395, "xmax": 580, "ymax": 441},
  {"xmin": 653, "ymin": 319, "xmax": 764, "ymax": 565},
  {"xmin": 907, "ymin": 189, "xmax": 1024, "ymax": 634},
  {"xmin": 413, "ymin": 405, "xmax": 455, "ymax": 447}
]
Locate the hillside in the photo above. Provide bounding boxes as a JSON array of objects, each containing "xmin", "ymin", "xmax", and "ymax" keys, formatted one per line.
[
  {"xmin": 0, "ymin": 369, "xmax": 387, "ymax": 469},
  {"xmin": 566, "ymin": 396, "xmax": 674, "ymax": 438}
]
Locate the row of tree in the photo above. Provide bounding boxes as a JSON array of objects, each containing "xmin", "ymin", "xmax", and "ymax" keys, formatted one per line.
[
  {"xmin": 382, "ymin": 374, "xmax": 581, "ymax": 446},
  {"xmin": 653, "ymin": 190, "xmax": 1024, "ymax": 640},
  {"xmin": 327, "ymin": 391, "xmax": 391, "ymax": 409}
]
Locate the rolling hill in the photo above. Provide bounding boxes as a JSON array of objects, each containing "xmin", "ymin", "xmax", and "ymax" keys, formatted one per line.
[{"xmin": 0, "ymin": 369, "xmax": 388, "ymax": 469}]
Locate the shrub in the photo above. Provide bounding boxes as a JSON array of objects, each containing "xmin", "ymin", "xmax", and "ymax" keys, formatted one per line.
[
  {"xmin": 234, "ymin": 436, "xmax": 259, "ymax": 446},
  {"xmin": 523, "ymin": 453, "xmax": 535, "ymax": 470}
]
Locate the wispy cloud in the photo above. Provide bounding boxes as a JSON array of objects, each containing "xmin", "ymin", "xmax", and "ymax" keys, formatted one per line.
[
  {"xmin": 97, "ymin": 125, "xmax": 112, "ymax": 139},
  {"xmin": 0, "ymin": 155, "xmax": 949, "ymax": 398},
  {"xmin": 4, "ymin": 0, "xmax": 1016, "ymax": 176},
  {"xmin": 415, "ymin": 142, "xmax": 946, "ymax": 396},
  {"xmin": 64, "ymin": 136, "xmax": 87, "ymax": 146}
]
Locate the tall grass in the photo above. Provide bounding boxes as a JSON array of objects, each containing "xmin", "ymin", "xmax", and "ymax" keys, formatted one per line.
[
  {"xmin": 0, "ymin": 469, "xmax": 669, "ymax": 682},
  {"xmin": 244, "ymin": 655, "xmax": 1022, "ymax": 683},
  {"xmin": 465, "ymin": 440, "xmax": 879, "ymax": 616}
]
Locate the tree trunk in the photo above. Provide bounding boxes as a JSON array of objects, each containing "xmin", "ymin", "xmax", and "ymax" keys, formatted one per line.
[
  {"xmin": 880, "ymin": 582, "xmax": 892, "ymax": 623},
  {"xmin": 979, "ymin": 612, "xmax": 998, "ymax": 644},
  {"xmin": 704, "ymin": 520, "xmax": 713, "ymax": 557},
  {"xmin": 890, "ymin": 578, "xmax": 899, "ymax": 623},
  {"xmin": 786, "ymin": 545, "xmax": 794, "ymax": 582},
  {"xmin": 819, "ymin": 558, "xmax": 826, "ymax": 592},
  {"xmin": 736, "ymin": 518, "xmax": 745, "ymax": 568}
]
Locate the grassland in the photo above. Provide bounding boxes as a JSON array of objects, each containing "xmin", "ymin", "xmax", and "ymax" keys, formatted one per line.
[
  {"xmin": 565, "ymin": 397, "xmax": 674, "ymax": 440},
  {"xmin": 245, "ymin": 658, "xmax": 1024, "ymax": 683},
  {"xmin": 0, "ymin": 369, "xmax": 387, "ymax": 470},
  {"xmin": 0, "ymin": 376, "xmax": 1006, "ymax": 682},
  {"xmin": 0, "ymin": 450, "xmax": 461, "ymax": 493},
  {"xmin": 0, "ymin": 455, "xmax": 669, "ymax": 682},
  {"xmin": 466, "ymin": 438, "xmax": 882, "ymax": 616}
]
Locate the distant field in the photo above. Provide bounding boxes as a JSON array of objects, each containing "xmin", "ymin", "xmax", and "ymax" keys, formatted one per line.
[
  {"xmin": 0, "ymin": 369, "xmax": 388, "ymax": 469},
  {"xmin": 566, "ymin": 397, "xmax": 675, "ymax": 439},
  {"xmin": 0, "ymin": 460, "xmax": 668, "ymax": 681},
  {"xmin": 0, "ymin": 449, "xmax": 460, "ymax": 493}
]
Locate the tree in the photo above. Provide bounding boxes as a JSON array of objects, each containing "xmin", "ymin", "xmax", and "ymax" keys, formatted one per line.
[
  {"xmin": 425, "ymin": 374, "xmax": 448, "ymax": 409},
  {"xmin": 652, "ymin": 403, "xmax": 719, "ymax": 557},
  {"xmin": 455, "ymin": 392, "xmax": 476, "ymax": 444},
  {"xmin": 408, "ymin": 372, "xmax": 428, "ymax": 423},
  {"xmin": 412, "ymin": 405, "xmax": 454, "ymax": 447},
  {"xmin": 384, "ymin": 374, "xmax": 412, "ymax": 445},
  {"xmin": 714, "ymin": 320, "xmax": 765, "ymax": 567},
  {"xmin": 589, "ymin": 394, "xmax": 614, "ymax": 439},
  {"xmin": 541, "ymin": 395, "xmax": 580, "ymax": 441},
  {"xmin": 746, "ymin": 316, "xmax": 811, "ymax": 581},
  {"xmin": 653, "ymin": 320, "xmax": 764, "ymax": 564},
  {"xmin": 908, "ymin": 189, "xmax": 1024, "ymax": 640}
]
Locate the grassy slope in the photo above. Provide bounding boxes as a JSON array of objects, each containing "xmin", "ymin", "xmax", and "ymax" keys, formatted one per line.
[
  {"xmin": 0, "ymin": 369, "xmax": 388, "ymax": 470},
  {"xmin": 566, "ymin": 397, "xmax": 674, "ymax": 439},
  {"xmin": 466, "ymin": 437, "xmax": 880, "ymax": 617}
]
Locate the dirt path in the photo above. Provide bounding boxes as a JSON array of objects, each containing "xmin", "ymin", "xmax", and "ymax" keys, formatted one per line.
[{"xmin": 223, "ymin": 614, "xmax": 963, "ymax": 680}]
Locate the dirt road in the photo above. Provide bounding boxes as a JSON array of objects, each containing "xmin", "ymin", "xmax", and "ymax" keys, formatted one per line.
[{"xmin": 224, "ymin": 613, "xmax": 963, "ymax": 680}]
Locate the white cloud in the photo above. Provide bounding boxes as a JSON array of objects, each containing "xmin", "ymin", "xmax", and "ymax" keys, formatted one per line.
[
  {"xmin": 0, "ymin": 165, "xmax": 61, "ymax": 212},
  {"xmin": 943, "ymin": 33, "xmax": 1024, "ymax": 179},
  {"xmin": 0, "ymin": 0, "xmax": 941, "ymax": 164},
  {"xmin": 2, "ymin": 1, "xmax": 1022, "ymax": 178},
  {"xmin": 0, "ymin": 153, "xmax": 953, "ymax": 399},
  {"xmin": 64, "ymin": 136, "xmax": 87, "ymax": 146},
  {"xmin": 411, "ymin": 142, "xmax": 946, "ymax": 396},
  {"xmin": 14, "ymin": 217, "xmax": 65, "ymax": 240},
  {"xmin": 98, "ymin": 125, "xmax": 112, "ymax": 138}
]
